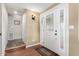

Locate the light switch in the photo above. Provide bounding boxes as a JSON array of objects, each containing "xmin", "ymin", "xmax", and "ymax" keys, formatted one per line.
[{"xmin": 69, "ymin": 25, "xmax": 74, "ymax": 30}]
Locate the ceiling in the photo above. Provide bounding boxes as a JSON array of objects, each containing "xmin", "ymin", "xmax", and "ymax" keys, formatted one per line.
[{"xmin": 5, "ymin": 3, "xmax": 54, "ymax": 13}]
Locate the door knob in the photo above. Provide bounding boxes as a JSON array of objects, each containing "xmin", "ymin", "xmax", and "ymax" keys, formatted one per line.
[
  {"xmin": 0, "ymin": 33, "xmax": 1, "ymax": 36},
  {"xmin": 54, "ymin": 33, "xmax": 57, "ymax": 35}
]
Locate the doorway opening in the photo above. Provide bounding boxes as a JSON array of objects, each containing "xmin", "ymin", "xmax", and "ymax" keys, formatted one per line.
[{"xmin": 6, "ymin": 8, "xmax": 25, "ymax": 50}]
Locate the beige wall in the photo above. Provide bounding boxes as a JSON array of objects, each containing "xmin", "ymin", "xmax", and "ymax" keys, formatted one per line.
[
  {"xmin": 69, "ymin": 3, "xmax": 79, "ymax": 56},
  {"xmin": 24, "ymin": 3, "xmax": 59, "ymax": 46},
  {"xmin": 24, "ymin": 9, "xmax": 40, "ymax": 46}
]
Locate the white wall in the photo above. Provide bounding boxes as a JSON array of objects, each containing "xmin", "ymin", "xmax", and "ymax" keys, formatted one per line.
[
  {"xmin": 13, "ymin": 14, "xmax": 22, "ymax": 39},
  {"xmin": 2, "ymin": 4, "xmax": 8, "ymax": 55},
  {"xmin": 8, "ymin": 14, "xmax": 22, "ymax": 40},
  {"xmin": 7, "ymin": 14, "xmax": 14, "ymax": 40}
]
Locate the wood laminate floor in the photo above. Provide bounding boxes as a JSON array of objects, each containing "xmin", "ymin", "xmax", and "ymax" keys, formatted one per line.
[
  {"xmin": 5, "ymin": 45, "xmax": 42, "ymax": 56},
  {"xmin": 5, "ymin": 45, "xmax": 59, "ymax": 56}
]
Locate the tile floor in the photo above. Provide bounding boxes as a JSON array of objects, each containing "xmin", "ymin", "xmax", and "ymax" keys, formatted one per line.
[{"xmin": 6, "ymin": 39, "xmax": 25, "ymax": 49}]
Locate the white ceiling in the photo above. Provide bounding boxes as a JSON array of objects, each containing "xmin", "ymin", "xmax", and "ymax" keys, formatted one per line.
[{"xmin": 5, "ymin": 3, "xmax": 54, "ymax": 13}]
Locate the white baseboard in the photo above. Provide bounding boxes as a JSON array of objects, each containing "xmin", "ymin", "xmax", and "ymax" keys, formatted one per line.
[{"xmin": 26, "ymin": 43, "xmax": 40, "ymax": 48}]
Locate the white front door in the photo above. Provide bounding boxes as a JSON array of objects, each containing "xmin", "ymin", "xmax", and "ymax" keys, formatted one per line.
[
  {"xmin": 45, "ymin": 5, "xmax": 68, "ymax": 55},
  {"xmin": 40, "ymin": 4, "xmax": 69, "ymax": 56},
  {"xmin": 45, "ymin": 12, "xmax": 57, "ymax": 52}
]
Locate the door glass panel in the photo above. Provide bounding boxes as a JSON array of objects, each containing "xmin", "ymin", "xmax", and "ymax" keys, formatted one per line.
[
  {"xmin": 41, "ymin": 17, "xmax": 44, "ymax": 25},
  {"xmin": 41, "ymin": 17, "xmax": 45, "ymax": 32},
  {"xmin": 40, "ymin": 17, "xmax": 45, "ymax": 44},
  {"xmin": 60, "ymin": 10, "xmax": 64, "ymax": 50},
  {"xmin": 46, "ymin": 14, "xmax": 53, "ymax": 31}
]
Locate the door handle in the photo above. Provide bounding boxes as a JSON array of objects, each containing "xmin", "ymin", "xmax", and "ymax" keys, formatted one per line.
[
  {"xmin": 54, "ymin": 29, "xmax": 57, "ymax": 35},
  {"xmin": 54, "ymin": 33, "xmax": 57, "ymax": 35},
  {"xmin": 0, "ymin": 33, "xmax": 1, "ymax": 36}
]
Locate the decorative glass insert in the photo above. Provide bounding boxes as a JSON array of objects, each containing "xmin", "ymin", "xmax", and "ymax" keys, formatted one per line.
[
  {"xmin": 41, "ymin": 17, "xmax": 45, "ymax": 32},
  {"xmin": 46, "ymin": 14, "xmax": 54, "ymax": 31},
  {"xmin": 60, "ymin": 10, "xmax": 64, "ymax": 50},
  {"xmin": 41, "ymin": 17, "xmax": 44, "ymax": 25}
]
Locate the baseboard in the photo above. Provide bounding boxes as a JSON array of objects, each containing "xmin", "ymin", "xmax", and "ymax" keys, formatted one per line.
[{"xmin": 26, "ymin": 43, "xmax": 40, "ymax": 48}]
